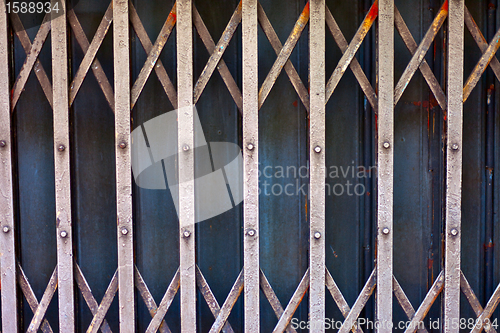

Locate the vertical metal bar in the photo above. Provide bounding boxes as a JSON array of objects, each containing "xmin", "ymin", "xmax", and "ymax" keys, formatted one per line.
[
  {"xmin": 0, "ymin": 1, "xmax": 18, "ymax": 331},
  {"xmin": 242, "ymin": 0, "xmax": 259, "ymax": 331},
  {"xmin": 113, "ymin": 0, "xmax": 134, "ymax": 331},
  {"xmin": 177, "ymin": 0, "xmax": 196, "ymax": 332},
  {"xmin": 309, "ymin": 0, "xmax": 325, "ymax": 332},
  {"xmin": 376, "ymin": 0, "xmax": 393, "ymax": 332},
  {"xmin": 51, "ymin": 1, "xmax": 75, "ymax": 331},
  {"xmin": 444, "ymin": 0, "xmax": 464, "ymax": 332}
]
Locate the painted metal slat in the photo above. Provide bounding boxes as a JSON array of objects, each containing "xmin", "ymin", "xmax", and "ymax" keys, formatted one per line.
[
  {"xmin": 444, "ymin": 0, "xmax": 464, "ymax": 332},
  {"xmin": 242, "ymin": 0, "xmax": 259, "ymax": 331},
  {"xmin": 0, "ymin": 0, "xmax": 18, "ymax": 331},
  {"xmin": 309, "ymin": 0, "xmax": 325, "ymax": 332},
  {"xmin": 51, "ymin": 1, "xmax": 75, "ymax": 331},
  {"xmin": 177, "ymin": 0, "xmax": 196, "ymax": 332},
  {"xmin": 113, "ymin": 0, "xmax": 135, "ymax": 331},
  {"xmin": 376, "ymin": 0, "xmax": 394, "ymax": 332}
]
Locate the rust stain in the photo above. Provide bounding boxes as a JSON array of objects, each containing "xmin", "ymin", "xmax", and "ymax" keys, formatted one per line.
[
  {"xmin": 365, "ymin": 0, "xmax": 379, "ymax": 24},
  {"xmin": 427, "ymin": 258, "xmax": 434, "ymax": 270},
  {"xmin": 293, "ymin": 100, "xmax": 298, "ymax": 107},
  {"xmin": 442, "ymin": 0, "xmax": 449, "ymax": 12},
  {"xmin": 168, "ymin": 3, "xmax": 177, "ymax": 23}
]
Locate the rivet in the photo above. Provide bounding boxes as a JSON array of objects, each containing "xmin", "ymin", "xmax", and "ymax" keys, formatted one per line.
[
  {"xmin": 121, "ymin": 228, "xmax": 128, "ymax": 235},
  {"xmin": 450, "ymin": 228, "xmax": 458, "ymax": 236},
  {"xmin": 382, "ymin": 227, "xmax": 390, "ymax": 235},
  {"xmin": 314, "ymin": 231, "xmax": 321, "ymax": 239},
  {"xmin": 0, "ymin": 140, "xmax": 6, "ymax": 147},
  {"xmin": 183, "ymin": 230, "xmax": 191, "ymax": 238},
  {"xmin": 183, "ymin": 145, "xmax": 190, "ymax": 152},
  {"xmin": 383, "ymin": 142, "xmax": 390, "ymax": 149},
  {"xmin": 451, "ymin": 143, "xmax": 459, "ymax": 150},
  {"xmin": 58, "ymin": 144, "xmax": 65, "ymax": 152},
  {"xmin": 119, "ymin": 142, "xmax": 127, "ymax": 149},
  {"xmin": 247, "ymin": 229, "xmax": 256, "ymax": 237},
  {"xmin": 314, "ymin": 146, "xmax": 322, "ymax": 153},
  {"xmin": 60, "ymin": 230, "xmax": 68, "ymax": 238},
  {"xmin": 247, "ymin": 143, "xmax": 254, "ymax": 151},
  {"xmin": 2, "ymin": 226, "xmax": 9, "ymax": 233}
]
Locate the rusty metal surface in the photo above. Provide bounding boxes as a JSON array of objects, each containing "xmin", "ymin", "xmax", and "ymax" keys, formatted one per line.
[
  {"xmin": 26, "ymin": 266, "xmax": 58, "ymax": 333},
  {"xmin": 87, "ymin": 270, "xmax": 119, "ymax": 333}
]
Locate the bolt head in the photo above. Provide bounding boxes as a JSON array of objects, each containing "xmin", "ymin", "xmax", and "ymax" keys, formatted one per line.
[
  {"xmin": 451, "ymin": 143, "xmax": 459, "ymax": 150},
  {"xmin": 314, "ymin": 231, "xmax": 321, "ymax": 239},
  {"xmin": 450, "ymin": 228, "xmax": 458, "ymax": 236},
  {"xmin": 247, "ymin": 229, "xmax": 256, "ymax": 237},
  {"xmin": 314, "ymin": 146, "xmax": 322, "ymax": 153},
  {"xmin": 0, "ymin": 140, "xmax": 6, "ymax": 147},
  {"xmin": 121, "ymin": 228, "xmax": 128, "ymax": 235},
  {"xmin": 247, "ymin": 143, "xmax": 254, "ymax": 151},
  {"xmin": 383, "ymin": 142, "xmax": 390, "ymax": 149},
  {"xmin": 119, "ymin": 142, "xmax": 127, "ymax": 149},
  {"xmin": 183, "ymin": 145, "xmax": 190, "ymax": 152},
  {"xmin": 58, "ymin": 144, "xmax": 65, "ymax": 152},
  {"xmin": 382, "ymin": 227, "xmax": 390, "ymax": 235},
  {"xmin": 183, "ymin": 230, "xmax": 191, "ymax": 238},
  {"xmin": 2, "ymin": 226, "xmax": 9, "ymax": 233},
  {"xmin": 60, "ymin": 231, "xmax": 68, "ymax": 238}
]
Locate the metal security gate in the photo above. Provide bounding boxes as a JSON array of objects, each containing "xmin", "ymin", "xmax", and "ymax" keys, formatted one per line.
[{"xmin": 1, "ymin": 0, "xmax": 500, "ymax": 332}]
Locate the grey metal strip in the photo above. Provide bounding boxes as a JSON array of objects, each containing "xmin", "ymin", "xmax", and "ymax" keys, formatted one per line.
[
  {"xmin": 242, "ymin": 0, "xmax": 259, "ymax": 331},
  {"xmin": 177, "ymin": 0, "xmax": 196, "ymax": 332},
  {"xmin": 376, "ymin": 0, "xmax": 394, "ymax": 332},
  {"xmin": 51, "ymin": 1, "xmax": 75, "ymax": 331},
  {"xmin": 444, "ymin": 1, "xmax": 464, "ymax": 332},
  {"xmin": 113, "ymin": 0, "xmax": 135, "ymax": 331},
  {"xmin": 0, "ymin": 0, "xmax": 18, "ymax": 331},
  {"xmin": 309, "ymin": 1, "xmax": 325, "ymax": 332}
]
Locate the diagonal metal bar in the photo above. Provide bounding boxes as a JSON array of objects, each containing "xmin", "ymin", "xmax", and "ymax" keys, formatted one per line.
[
  {"xmin": 68, "ymin": 2, "xmax": 114, "ymax": 111},
  {"xmin": 394, "ymin": 0, "xmax": 448, "ymax": 107},
  {"xmin": 394, "ymin": 6, "xmax": 446, "ymax": 110},
  {"xmin": 392, "ymin": 276, "xmax": 429, "ymax": 333},
  {"xmin": 208, "ymin": 269, "xmax": 244, "ymax": 333},
  {"xmin": 337, "ymin": 268, "xmax": 376, "ymax": 333},
  {"xmin": 135, "ymin": 266, "xmax": 170, "ymax": 333},
  {"xmin": 325, "ymin": 269, "xmax": 363, "ymax": 333},
  {"xmin": 10, "ymin": 13, "xmax": 51, "ymax": 111},
  {"xmin": 193, "ymin": 2, "xmax": 241, "ymax": 107},
  {"xmin": 75, "ymin": 264, "xmax": 113, "ymax": 333},
  {"xmin": 131, "ymin": 2, "xmax": 177, "ymax": 110},
  {"xmin": 273, "ymin": 269, "xmax": 309, "ymax": 333},
  {"xmin": 260, "ymin": 270, "xmax": 297, "ymax": 333},
  {"xmin": 460, "ymin": 271, "xmax": 498, "ymax": 333},
  {"xmin": 325, "ymin": 0, "xmax": 378, "ymax": 103},
  {"xmin": 258, "ymin": 2, "xmax": 309, "ymax": 109},
  {"xmin": 464, "ymin": 6, "xmax": 500, "ymax": 82},
  {"xmin": 18, "ymin": 263, "xmax": 54, "ymax": 333},
  {"xmin": 325, "ymin": 5, "xmax": 377, "ymax": 112},
  {"xmin": 145, "ymin": 269, "xmax": 180, "ymax": 333},
  {"xmin": 193, "ymin": 5, "xmax": 242, "ymax": 113},
  {"xmin": 196, "ymin": 265, "xmax": 234, "ymax": 333},
  {"xmin": 257, "ymin": 2, "xmax": 309, "ymax": 112},
  {"xmin": 463, "ymin": 16, "xmax": 500, "ymax": 102},
  {"xmin": 402, "ymin": 270, "xmax": 444, "ymax": 333},
  {"xmin": 26, "ymin": 266, "xmax": 58, "ymax": 333},
  {"xmin": 87, "ymin": 270, "xmax": 119, "ymax": 333}
]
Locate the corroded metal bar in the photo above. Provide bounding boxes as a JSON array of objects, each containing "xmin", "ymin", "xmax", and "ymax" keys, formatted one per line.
[
  {"xmin": 242, "ymin": 0, "xmax": 259, "ymax": 331},
  {"xmin": 113, "ymin": 0, "xmax": 135, "ymax": 331},
  {"xmin": 392, "ymin": 276, "xmax": 430, "ymax": 333},
  {"xmin": 87, "ymin": 271, "xmax": 119, "ymax": 333},
  {"xmin": 146, "ymin": 270, "xmax": 180, "ymax": 333},
  {"xmin": 0, "ymin": 1, "xmax": 17, "ymax": 331},
  {"xmin": 309, "ymin": 0, "xmax": 325, "ymax": 332},
  {"xmin": 325, "ymin": 0, "xmax": 378, "ymax": 102},
  {"xmin": 394, "ymin": 6, "xmax": 447, "ymax": 110},
  {"xmin": 52, "ymin": 1, "xmax": 75, "ymax": 330},
  {"xmin": 325, "ymin": 5, "xmax": 377, "ymax": 112},
  {"xmin": 259, "ymin": 2, "xmax": 309, "ymax": 109},
  {"xmin": 209, "ymin": 270, "xmax": 244, "ymax": 333},
  {"xmin": 257, "ymin": 2, "xmax": 310, "ymax": 113},
  {"xmin": 27, "ymin": 267, "xmax": 58, "ymax": 333},
  {"xmin": 444, "ymin": 0, "xmax": 464, "ymax": 332},
  {"xmin": 193, "ymin": 5, "xmax": 243, "ymax": 112},
  {"xmin": 68, "ymin": 3, "xmax": 114, "ymax": 111},
  {"xmin": 394, "ymin": 0, "xmax": 448, "ymax": 106},
  {"xmin": 376, "ymin": 0, "xmax": 393, "ymax": 332},
  {"xmin": 470, "ymin": 282, "xmax": 500, "ymax": 333},
  {"xmin": 460, "ymin": 271, "xmax": 497, "ymax": 333},
  {"xmin": 177, "ymin": 0, "xmax": 196, "ymax": 331}
]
